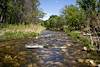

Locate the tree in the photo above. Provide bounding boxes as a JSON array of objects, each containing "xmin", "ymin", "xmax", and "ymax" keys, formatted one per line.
[
  {"xmin": 77, "ymin": 0, "xmax": 98, "ymax": 32},
  {"xmin": 0, "ymin": 0, "xmax": 41, "ymax": 24},
  {"xmin": 42, "ymin": 15, "xmax": 65, "ymax": 30},
  {"xmin": 62, "ymin": 5, "xmax": 86, "ymax": 30},
  {"xmin": 97, "ymin": 0, "xmax": 100, "ymax": 13},
  {"xmin": 23, "ymin": 0, "xmax": 39, "ymax": 23},
  {"xmin": 77, "ymin": 0, "xmax": 100, "ymax": 49},
  {"xmin": 0, "ymin": 0, "xmax": 9, "ymax": 23}
]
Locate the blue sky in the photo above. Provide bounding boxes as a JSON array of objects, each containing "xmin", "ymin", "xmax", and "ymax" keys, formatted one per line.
[{"xmin": 39, "ymin": 0, "xmax": 76, "ymax": 20}]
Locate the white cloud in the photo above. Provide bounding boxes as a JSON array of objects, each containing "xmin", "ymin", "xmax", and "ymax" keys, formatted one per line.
[{"xmin": 42, "ymin": 13, "xmax": 51, "ymax": 20}]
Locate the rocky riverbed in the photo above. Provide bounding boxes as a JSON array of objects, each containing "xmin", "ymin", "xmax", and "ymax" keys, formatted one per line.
[
  {"xmin": 0, "ymin": 30, "xmax": 94, "ymax": 67},
  {"xmin": 26, "ymin": 30, "xmax": 91, "ymax": 67}
]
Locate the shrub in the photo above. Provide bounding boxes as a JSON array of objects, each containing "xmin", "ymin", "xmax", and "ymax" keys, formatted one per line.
[{"xmin": 67, "ymin": 31, "xmax": 93, "ymax": 49}]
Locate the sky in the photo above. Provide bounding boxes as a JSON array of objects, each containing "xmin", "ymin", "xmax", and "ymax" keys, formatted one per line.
[{"xmin": 39, "ymin": 0, "xmax": 76, "ymax": 20}]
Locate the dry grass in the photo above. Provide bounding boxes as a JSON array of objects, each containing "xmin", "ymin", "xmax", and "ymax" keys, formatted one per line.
[
  {"xmin": 0, "ymin": 24, "xmax": 45, "ymax": 40},
  {"xmin": 1, "ymin": 24, "xmax": 45, "ymax": 33}
]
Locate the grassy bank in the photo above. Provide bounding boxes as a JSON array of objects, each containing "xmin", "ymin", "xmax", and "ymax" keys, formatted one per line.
[
  {"xmin": 68, "ymin": 31, "xmax": 93, "ymax": 48},
  {"xmin": 64, "ymin": 30, "xmax": 100, "ymax": 65},
  {"xmin": 0, "ymin": 24, "xmax": 45, "ymax": 41},
  {"xmin": 63, "ymin": 27, "xmax": 93, "ymax": 49}
]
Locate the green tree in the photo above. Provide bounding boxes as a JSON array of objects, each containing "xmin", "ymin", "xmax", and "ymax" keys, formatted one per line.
[
  {"xmin": 77, "ymin": 0, "xmax": 100, "ymax": 49},
  {"xmin": 0, "ymin": 0, "xmax": 9, "ymax": 23},
  {"xmin": 62, "ymin": 5, "xmax": 86, "ymax": 30},
  {"xmin": 77, "ymin": 0, "xmax": 98, "ymax": 32},
  {"xmin": 43, "ymin": 15, "xmax": 65, "ymax": 30},
  {"xmin": 0, "ymin": 0, "xmax": 41, "ymax": 24}
]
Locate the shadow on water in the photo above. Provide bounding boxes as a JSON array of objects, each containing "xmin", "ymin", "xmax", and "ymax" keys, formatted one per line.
[{"xmin": 0, "ymin": 30, "xmax": 95, "ymax": 67}]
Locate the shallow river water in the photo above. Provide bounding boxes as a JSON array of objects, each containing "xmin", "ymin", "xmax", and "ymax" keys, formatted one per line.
[
  {"xmin": 25, "ymin": 30, "xmax": 90, "ymax": 67},
  {"xmin": 0, "ymin": 30, "xmax": 91, "ymax": 67}
]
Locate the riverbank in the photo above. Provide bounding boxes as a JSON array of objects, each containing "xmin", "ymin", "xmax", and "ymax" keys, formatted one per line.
[
  {"xmin": 63, "ymin": 30, "xmax": 100, "ymax": 66},
  {"xmin": 0, "ymin": 30, "xmax": 99, "ymax": 67},
  {"xmin": 0, "ymin": 24, "xmax": 45, "ymax": 41}
]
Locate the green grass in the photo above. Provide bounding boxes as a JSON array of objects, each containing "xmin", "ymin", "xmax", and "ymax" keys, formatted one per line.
[
  {"xmin": 0, "ymin": 24, "xmax": 45, "ymax": 33},
  {"xmin": 0, "ymin": 32, "xmax": 38, "ymax": 41},
  {"xmin": 66, "ymin": 31, "xmax": 94, "ymax": 49},
  {"xmin": 0, "ymin": 24, "xmax": 45, "ymax": 41}
]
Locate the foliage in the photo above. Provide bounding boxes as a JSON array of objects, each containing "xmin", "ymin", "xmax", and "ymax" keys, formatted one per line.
[
  {"xmin": 0, "ymin": 0, "xmax": 43, "ymax": 24},
  {"xmin": 77, "ymin": 0, "xmax": 100, "ymax": 50},
  {"xmin": 67, "ymin": 31, "xmax": 92, "ymax": 49},
  {"xmin": 62, "ymin": 5, "xmax": 86, "ymax": 30},
  {"xmin": 77, "ymin": 0, "xmax": 97, "ymax": 14},
  {"xmin": 97, "ymin": 0, "xmax": 100, "ymax": 13},
  {"xmin": 77, "ymin": 0, "xmax": 100, "ymax": 32},
  {"xmin": 0, "ymin": 24, "xmax": 45, "ymax": 41},
  {"xmin": 42, "ymin": 15, "xmax": 65, "ymax": 30},
  {"xmin": 43, "ymin": 5, "xmax": 86, "ymax": 31}
]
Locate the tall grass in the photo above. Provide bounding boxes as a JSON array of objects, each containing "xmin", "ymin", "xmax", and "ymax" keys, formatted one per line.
[
  {"xmin": 64, "ymin": 29, "xmax": 94, "ymax": 49},
  {"xmin": 0, "ymin": 24, "xmax": 45, "ymax": 41},
  {"xmin": 0, "ymin": 24, "xmax": 45, "ymax": 33},
  {"xmin": 68, "ymin": 31, "xmax": 92, "ymax": 48}
]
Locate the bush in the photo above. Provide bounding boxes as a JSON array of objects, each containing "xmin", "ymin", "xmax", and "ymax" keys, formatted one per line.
[
  {"xmin": 68, "ymin": 31, "xmax": 80, "ymax": 41},
  {"xmin": 62, "ymin": 5, "xmax": 86, "ymax": 30},
  {"xmin": 63, "ymin": 26, "xmax": 70, "ymax": 33},
  {"xmin": 67, "ymin": 31, "xmax": 92, "ymax": 49},
  {"xmin": 42, "ymin": 15, "xmax": 65, "ymax": 30}
]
